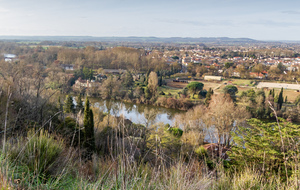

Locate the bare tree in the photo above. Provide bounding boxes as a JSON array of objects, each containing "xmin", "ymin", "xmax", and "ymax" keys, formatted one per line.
[
  {"xmin": 205, "ymin": 94, "xmax": 250, "ymax": 147},
  {"xmin": 148, "ymin": 71, "xmax": 158, "ymax": 96}
]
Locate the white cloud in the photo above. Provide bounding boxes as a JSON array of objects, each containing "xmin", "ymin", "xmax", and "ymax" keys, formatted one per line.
[{"xmin": 0, "ymin": 7, "xmax": 9, "ymax": 13}]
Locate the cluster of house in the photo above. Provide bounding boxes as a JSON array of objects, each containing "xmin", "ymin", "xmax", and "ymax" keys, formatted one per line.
[
  {"xmin": 160, "ymin": 48, "xmax": 300, "ymax": 79},
  {"xmin": 73, "ymin": 69, "xmax": 141, "ymax": 90},
  {"xmin": 73, "ymin": 78, "xmax": 100, "ymax": 89}
]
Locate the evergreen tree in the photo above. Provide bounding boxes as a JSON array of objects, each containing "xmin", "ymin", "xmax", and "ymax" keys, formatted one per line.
[
  {"xmin": 64, "ymin": 95, "xmax": 75, "ymax": 113},
  {"xmin": 272, "ymin": 89, "xmax": 275, "ymax": 98},
  {"xmin": 82, "ymin": 67, "xmax": 93, "ymax": 80},
  {"xmin": 122, "ymin": 71, "xmax": 134, "ymax": 89},
  {"xmin": 205, "ymin": 88, "xmax": 213, "ymax": 106},
  {"xmin": 186, "ymin": 82, "xmax": 204, "ymax": 98},
  {"xmin": 158, "ymin": 75, "xmax": 163, "ymax": 86},
  {"xmin": 76, "ymin": 94, "xmax": 84, "ymax": 113},
  {"xmin": 255, "ymin": 90, "xmax": 266, "ymax": 118},
  {"xmin": 57, "ymin": 96, "xmax": 64, "ymax": 119},
  {"xmin": 285, "ymin": 96, "xmax": 287, "ymax": 103},
  {"xmin": 268, "ymin": 89, "xmax": 272, "ymax": 97},
  {"xmin": 83, "ymin": 97, "xmax": 95, "ymax": 159},
  {"xmin": 274, "ymin": 94, "xmax": 279, "ymax": 104},
  {"xmin": 144, "ymin": 87, "xmax": 151, "ymax": 99},
  {"xmin": 277, "ymin": 88, "xmax": 284, "ymax": 110},
  {"xmin": 223, "ymin": 85, "xmax": 238, "ymax": 101}
]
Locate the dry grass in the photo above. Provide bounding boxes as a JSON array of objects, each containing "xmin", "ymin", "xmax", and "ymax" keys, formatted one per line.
[
  {"xmin": 0, "ymin": 168, "xmax": 11, "ymax": 190},
  {"xmin": 266, "ymin": 88, "xmax": 300, "ymax": 102}
]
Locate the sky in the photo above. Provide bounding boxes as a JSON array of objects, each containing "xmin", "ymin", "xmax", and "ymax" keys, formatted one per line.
[{"xmin": 1, "ymin": 0, "xmax": 300, "ymax": 41}]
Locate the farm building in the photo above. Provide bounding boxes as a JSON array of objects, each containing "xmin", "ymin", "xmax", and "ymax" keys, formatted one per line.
[{"xmin": 204, "ymin": 75, "xmax": 222, "ymax": 81}]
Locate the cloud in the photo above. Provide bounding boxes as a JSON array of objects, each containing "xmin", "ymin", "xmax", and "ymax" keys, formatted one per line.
[
  {"xmin": 282, "ymin": 10, "xmax": 300, "ymax": 15},
  {"xmin": 156, "ymin": 18, "xmax": 234, "ymax": 27},
  {"xmin": 0, "ymin": 7, "xmax": 9, "ymax": 13},
  {"xmin": 246, "ymin": 19, "xmax": 300, "ymax": 27}
]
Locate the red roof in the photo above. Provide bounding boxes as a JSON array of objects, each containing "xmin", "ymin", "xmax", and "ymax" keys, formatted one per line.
[{"xmin": 250, "ymin": 72, "xmax": 264, "ymax": 77}]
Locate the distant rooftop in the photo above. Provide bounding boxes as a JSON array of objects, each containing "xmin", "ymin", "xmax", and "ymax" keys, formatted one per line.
[{"xmin": 4, "ymin": 54, "xmax": 16, "ymax": 58}]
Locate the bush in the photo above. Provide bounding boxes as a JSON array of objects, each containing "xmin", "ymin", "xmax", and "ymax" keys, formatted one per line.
[
  {"xmin": 194, "ymin": 146, "xmax": 207, "ymax": 158},
  {"xmin": 167, "ymin": 127, "xmax": 183, "ymax": 138},
  {"xmin": 229, "ymin": 118, "xmax": 300, "ymax": 180},
  {"xmin": 198, "ymin": 89, "xmax": 207, "ymax": 98},
  {"xmin": 57, "ymin": 117, "xmax": 83, "ymax": 147},
  {"xmin": 9, "ymin": 130, "xmax": 64, "ymax": 178}
]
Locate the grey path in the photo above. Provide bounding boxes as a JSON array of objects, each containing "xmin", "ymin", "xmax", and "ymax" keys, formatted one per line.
[{"xmin": 257, "ymin": 82, "xmax": 300, "ymax": 90}]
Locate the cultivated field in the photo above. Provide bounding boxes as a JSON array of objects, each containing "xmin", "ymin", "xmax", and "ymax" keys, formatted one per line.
[{"xmin": 166, "ymin": 79, "xmax": 223, "ymax": 91}]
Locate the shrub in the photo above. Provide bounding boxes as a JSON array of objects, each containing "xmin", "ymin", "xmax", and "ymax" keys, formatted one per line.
[
  {"xmin": 198, "ymin": 89, "xmax": 207, "ymax": 98},
  {"xmin": 9, "ymin": 130, "xmax": 64, "ymax": 178},
  {"xmin": 194, "ymin": 146, "xmax": 207, "ymax": 158},
  {"xmin": 57, "ymin": 117, "xmax": 83, "ymax": 147},
  {"xmin": 229, "ymin": 118, "xmax": 300, "ymax": 180},
  {"xmin": 167, "ymin": 127, "xmax": 183, "ymax": 138}
]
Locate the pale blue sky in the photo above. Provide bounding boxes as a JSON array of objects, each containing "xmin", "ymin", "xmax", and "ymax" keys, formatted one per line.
[{"xmin": 1, "ymin": 0, "xmax": 300, "ymax": 40}]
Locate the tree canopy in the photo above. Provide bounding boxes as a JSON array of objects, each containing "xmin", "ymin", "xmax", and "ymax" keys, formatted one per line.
[
  {"xmin": 186, "ymin": 82, "xmax": 204, "ymax": 98},
  {"xmin": 64, "ymin": 95, "xmax": 74, "ymax": 113},
  {"xmin": 223, "ymin": 85, "xmax": 238, "ymax": 101},
  {"xmin": 229, "ymin": 118, "xmax": 300, "ymax": 180}
]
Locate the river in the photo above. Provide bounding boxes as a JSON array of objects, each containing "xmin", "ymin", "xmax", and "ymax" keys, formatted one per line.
[
  {"xmin": 83, "ymin": 99, "xmax": 221, "ymax": 143},
  {"xmin": 89, "ymin": 99, "xmax": 184, "ymax": 126}
]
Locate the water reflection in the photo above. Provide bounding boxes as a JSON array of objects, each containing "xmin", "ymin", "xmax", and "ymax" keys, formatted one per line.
[{"xmin": 91, "ymin": 99, "xmax": 183, "ymax": 126}]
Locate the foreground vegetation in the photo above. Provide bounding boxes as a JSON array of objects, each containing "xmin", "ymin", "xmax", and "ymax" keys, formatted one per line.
[{"xmin": 0, "ymin": 116, "xmax": 299, "ymax": 189}]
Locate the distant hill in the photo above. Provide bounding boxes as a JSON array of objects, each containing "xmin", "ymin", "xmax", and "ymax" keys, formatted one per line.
[{"xmin": 0, "ymin": 36, "xmax": 262, "ymax": 44}]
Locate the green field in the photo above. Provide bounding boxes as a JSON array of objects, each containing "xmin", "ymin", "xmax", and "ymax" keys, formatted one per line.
[{"xmin": 158, "ymin": 85, "xmax": 181, "ymax": 97}]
